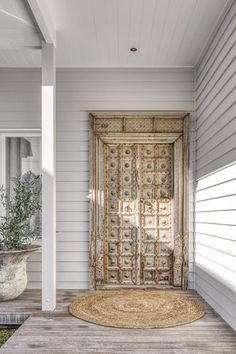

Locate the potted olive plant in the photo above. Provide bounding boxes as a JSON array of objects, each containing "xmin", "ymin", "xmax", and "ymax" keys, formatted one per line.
[{"xmin": 0, "ymin": 171, "xmax": 41, "ymax": 301}]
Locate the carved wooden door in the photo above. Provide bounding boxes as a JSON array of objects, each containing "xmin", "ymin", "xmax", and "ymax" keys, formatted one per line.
[
  {"xmin": 90, "ymin": 115, "xmax": 189, "ymax": 290},
  {"xmin": 103, "ymin": 142, "xmax": 173, "ymax": 286}
]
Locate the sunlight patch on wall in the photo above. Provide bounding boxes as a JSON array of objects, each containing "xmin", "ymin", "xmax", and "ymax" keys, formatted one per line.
[{"xmin": 195, "ymin": 163, "xmax": 236, "ymax": 293}]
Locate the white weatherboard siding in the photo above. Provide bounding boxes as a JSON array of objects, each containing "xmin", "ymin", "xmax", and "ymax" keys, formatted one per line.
[
  {"xmin": 194, "ymin": 1, "xmax": 236, "ymax": 330},
  {"xmin": 0, "ymin": 68, "xmax": 195, "ymax": 289}
]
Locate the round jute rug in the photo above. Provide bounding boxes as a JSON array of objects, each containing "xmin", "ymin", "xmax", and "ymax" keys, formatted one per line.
[{"xmin": 69, "ymin": 290, "xmax": 205, "ymax": 328}]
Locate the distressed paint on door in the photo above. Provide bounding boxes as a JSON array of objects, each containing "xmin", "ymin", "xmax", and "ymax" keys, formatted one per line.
[
  {"xmin": 89, "ymin": 114, "xmax": 189, "ymax": 290},
  {"xmin": 104, "ymin": 143, "xmax": 173, "ymax": 286}
]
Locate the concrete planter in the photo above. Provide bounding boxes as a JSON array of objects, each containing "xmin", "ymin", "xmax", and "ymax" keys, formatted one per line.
[{"xmin": 0, "ymin": 246, "xmax": 40, "ymax": 301}]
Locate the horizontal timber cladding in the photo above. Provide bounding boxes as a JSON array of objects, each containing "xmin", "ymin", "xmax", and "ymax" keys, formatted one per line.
[
  {"xmin": 194, "ymin": 1, "xmax": 236, "ymax": 330},
  {"xmin": 0, "ymin": 68, "xmax": 195, "ymax": 289}
]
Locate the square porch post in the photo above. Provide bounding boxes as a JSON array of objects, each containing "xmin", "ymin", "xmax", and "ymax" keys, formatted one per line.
[{"xmin": 41, "ymin": 42, "xmax": 56, "ymax": 311}]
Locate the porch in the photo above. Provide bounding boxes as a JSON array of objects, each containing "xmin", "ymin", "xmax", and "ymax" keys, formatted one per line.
[
  {"xmin": 0, "ymin": 0, "xmax": 236, "ymax": 350},
  {"xmin": 1, "ymin": 290, "xmax": 236, "ymax": 353}
]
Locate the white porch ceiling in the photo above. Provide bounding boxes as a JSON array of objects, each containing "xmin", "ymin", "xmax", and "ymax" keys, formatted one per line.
[
  {"xmin": 38, "ymin": 0, "xmax": 230, "ymax": 68},
  {"xmin": 0, "ymin": 0, "xmax": 230, "ymax": 68},
  {"xmin": 0, "ymin": 0, "xmax": 42, "ymax": 66}
]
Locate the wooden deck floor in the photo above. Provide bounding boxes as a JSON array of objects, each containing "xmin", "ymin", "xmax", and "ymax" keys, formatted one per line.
[{"xmin": 1, "ymin": 290, "xmax": 236, "ymax": 353}]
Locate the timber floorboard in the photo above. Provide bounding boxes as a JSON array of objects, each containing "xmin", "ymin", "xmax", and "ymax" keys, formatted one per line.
[{"xmin": 0, "ymin": 290, "xmax": 236, "ymax": 353}]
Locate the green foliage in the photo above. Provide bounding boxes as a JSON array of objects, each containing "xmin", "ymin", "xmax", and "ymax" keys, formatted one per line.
[
  {"xmin": 0, "ymin": 171, "xmax": 42, "ymax": 251},
  {"xmin": 0, "ymin": 329, "xmax": 15, "ymax": 347}
]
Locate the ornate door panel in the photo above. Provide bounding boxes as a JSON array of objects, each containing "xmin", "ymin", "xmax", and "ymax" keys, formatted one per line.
[
  {"xmin": 104, "ymin": 143, "xmax": 139, "ymax": 285},
  {"xmin": 103, "ymin": 142, "xmax": 173, "ymax": 287},
  {"xmin": 139, "ymin": 144, "xmax": 173, "ymax": 286},
  {"xmin": 90, "ymin": 115, "xmax": 189, "ymax": 290}
]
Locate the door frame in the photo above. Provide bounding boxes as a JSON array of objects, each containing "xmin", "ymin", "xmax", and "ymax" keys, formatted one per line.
[{"xmin": 89, "ymin": 113, "xmax": 190, "ymax": 290}]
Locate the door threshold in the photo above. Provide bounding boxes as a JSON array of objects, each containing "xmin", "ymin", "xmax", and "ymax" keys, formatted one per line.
[{"xmin": 95, "ymin": 285, "xmax": 182, "ymax": 291}]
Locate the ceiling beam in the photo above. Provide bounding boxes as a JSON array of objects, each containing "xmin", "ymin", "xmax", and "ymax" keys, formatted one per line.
[{"xmin": 26, "ymin": 0, "xmax": 56, "ymax": 46}]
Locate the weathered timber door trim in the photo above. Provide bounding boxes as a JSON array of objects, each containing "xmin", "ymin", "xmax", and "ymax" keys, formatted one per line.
[{"xmin": 89, "ymin": 113, "xmax": 190, "ymax": 290}]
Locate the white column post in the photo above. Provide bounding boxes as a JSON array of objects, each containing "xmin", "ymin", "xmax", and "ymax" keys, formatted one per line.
[{"xmin": 41, "ymin": 41, "xmax": 56, "ymax": 311}]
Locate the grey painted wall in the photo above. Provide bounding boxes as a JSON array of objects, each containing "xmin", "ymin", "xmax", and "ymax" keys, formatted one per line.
[{"xmin": 194, "ymin": 1, "xmax": 236, "ymax": 330}]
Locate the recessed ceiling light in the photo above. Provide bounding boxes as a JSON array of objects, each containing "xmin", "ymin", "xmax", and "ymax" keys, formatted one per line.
[{"xmin": 130, "ymin": 47, "xmax": 137, "ymax": 52}]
